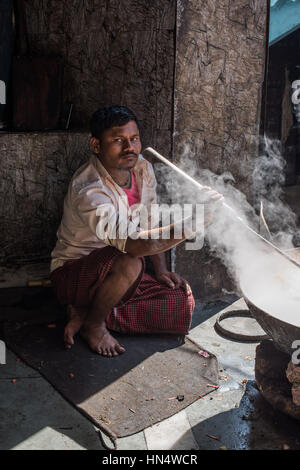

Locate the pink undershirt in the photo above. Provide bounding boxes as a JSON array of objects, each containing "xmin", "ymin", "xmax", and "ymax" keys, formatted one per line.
[{"xmin": 122, "ymin": 170, "xmax": 141, "ymax": 206}]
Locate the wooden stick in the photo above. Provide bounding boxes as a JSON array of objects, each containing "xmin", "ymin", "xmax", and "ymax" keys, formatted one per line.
[{"xmin": 143, "ymin": 147, "xmax": 300, "ymax": 269}]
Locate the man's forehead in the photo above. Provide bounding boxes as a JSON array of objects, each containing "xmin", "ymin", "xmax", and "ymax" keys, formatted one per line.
[{"xmin": 109, "ymin": 122, "xmax": 139, "ymax": 136}]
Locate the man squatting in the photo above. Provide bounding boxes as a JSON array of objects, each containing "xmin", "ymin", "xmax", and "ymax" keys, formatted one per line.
[{"xmin": 50, "ymin": 106, "xmax": 222, "ymax": 357}]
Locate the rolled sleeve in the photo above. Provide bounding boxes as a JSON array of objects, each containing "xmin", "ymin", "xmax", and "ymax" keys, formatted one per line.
[
  {"xmin": 143, "ymin": 161, "xmax": 158, "ymax": 206},
  {"xmin": 74, "ymin": 182, "xmax": 139, "ymax": 253}
]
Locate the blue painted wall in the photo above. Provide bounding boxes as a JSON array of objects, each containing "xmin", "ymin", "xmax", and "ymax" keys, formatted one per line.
[{"xmin": 270, "ymin": 0, "xmax": 300, "ymax": 45}]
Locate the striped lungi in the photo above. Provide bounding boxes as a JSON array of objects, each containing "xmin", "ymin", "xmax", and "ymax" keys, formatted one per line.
[{"xmin": 50, "ymin": 246, "xmax": 194, "ymax": 335}]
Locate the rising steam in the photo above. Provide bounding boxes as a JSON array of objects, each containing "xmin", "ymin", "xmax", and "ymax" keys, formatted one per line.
[{"xmin": 154, "ymin": 136, "xmax": 300, "ymax": 312}]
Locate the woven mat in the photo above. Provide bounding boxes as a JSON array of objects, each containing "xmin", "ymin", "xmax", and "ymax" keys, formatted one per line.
[{"xmin": 4, "ymin": 319, "xmax": 219, "ymax": 442}]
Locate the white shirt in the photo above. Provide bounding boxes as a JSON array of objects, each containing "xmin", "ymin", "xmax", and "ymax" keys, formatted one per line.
[{"xmin": 50, "ymin": 153, "xmax": 157, "ymax": 272}]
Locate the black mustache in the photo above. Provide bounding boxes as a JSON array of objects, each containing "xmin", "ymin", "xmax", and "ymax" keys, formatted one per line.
[{"xmin": 121, "ymin": 152, "xmax": 138, "ymax": 157}]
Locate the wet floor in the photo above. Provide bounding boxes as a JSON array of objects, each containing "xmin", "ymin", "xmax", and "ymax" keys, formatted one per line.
[{"xmin": 190, "ymin": 380, "xmax": 300, "ymax": 450}]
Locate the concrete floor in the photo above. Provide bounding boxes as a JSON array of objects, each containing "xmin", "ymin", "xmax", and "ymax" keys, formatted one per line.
[{"xmin": 1, "ymin": 297, "xmax": 300, "ymax": 451}]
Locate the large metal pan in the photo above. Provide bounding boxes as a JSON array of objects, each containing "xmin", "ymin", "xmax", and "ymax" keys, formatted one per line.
[{"xmin": 241, "ymin": 248, "xmax": 300, "ymax": 355}]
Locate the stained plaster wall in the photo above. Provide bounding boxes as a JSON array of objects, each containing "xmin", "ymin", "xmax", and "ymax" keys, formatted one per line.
[
  {"xmin": 173, "ymin": 0, "xmax": 268, "ymax": 297},
  {"xmin": 25, "ymin": 0, "xmax": 175, "ymax": 152},
  {"xmin": 0, "ymin": 131, "xmax": 89, "ymax": 265},
  {"xmin": 1, "ymin": 0, "xmax": 176, "ymax": 266},
  {"xmin": 1, "ymin": 0, "xmax": 268, "ymax": 298}
]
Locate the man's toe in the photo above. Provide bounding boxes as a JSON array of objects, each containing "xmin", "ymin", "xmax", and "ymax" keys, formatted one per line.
[
  {"xmin": 64, "ymin": 331, "xmax": 74, "ymax": 348},
  {"xmin": 116, "ymin": 344, "xmax": 125, "ymax": 354}
]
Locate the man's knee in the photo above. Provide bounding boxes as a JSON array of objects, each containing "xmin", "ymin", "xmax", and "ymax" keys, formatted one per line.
[
  {"xmin": 111, "ymin": 253, "xmax": 143, "ymax": 284},
  {"xmin": 181, "ymin": 292, "xmax": 194, "ymax": 320},
  {"xmin": 169, "ymin": 290, "xmax": 194, "ymax": 334},
  {"xmin": 168, "ymin": 288, "xmax": 195, "ymax": 312}
]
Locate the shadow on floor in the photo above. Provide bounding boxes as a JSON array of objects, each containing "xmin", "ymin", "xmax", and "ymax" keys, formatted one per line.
[
  {"xmin": 0, "ymin": 286, "xmax": 225, "ymax": 450},
  {"xmin": 191, "ymin": 295, "xmax": 239, "ymax": 329}
]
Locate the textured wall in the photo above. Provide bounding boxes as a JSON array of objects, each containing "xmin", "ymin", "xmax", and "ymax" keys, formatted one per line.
[
  {"xmin": 0, "ymin": 131, "xmax": 89, "ymax": 265},
  {"xmin": 25, "ymin": 0, "xmax": 175, "ymax": 156},
  {"xmin": 1, "ymin": 0, "xmax": 176, "ymax": 267},
  {"xmin": 173, "ymin": 0, "xmax": 268, "ymax": 298},
  {"xmin": 1, "ymin": 0, "xmax": 269, "ymax": 300}
]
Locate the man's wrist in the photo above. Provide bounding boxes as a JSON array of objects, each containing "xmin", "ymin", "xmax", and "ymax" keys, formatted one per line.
[
  {"xmin": 154, "ymin": 268, "xmax": 169, "ymax": 276},
  {"xmin": 149, "ymin": 253, "xmax": 168, "ymax": 276}
]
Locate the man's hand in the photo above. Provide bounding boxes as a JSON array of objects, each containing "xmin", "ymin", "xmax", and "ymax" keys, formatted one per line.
[
  {"xmin": 149, "ymin": 253, "xmax": 192, "ymax": 295},
  {"xmin": 155, "ymin": 270, "xmax": 192, "ymax": 296},
  {"xmin": 201, "ymin": 187, "xmax": 224, "ymax": 227},
  {"xmin": 200, "ymin": 186, "xmax": 224, "ymax": 204}
]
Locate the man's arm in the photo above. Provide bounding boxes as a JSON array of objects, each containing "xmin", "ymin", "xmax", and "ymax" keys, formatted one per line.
[
  {"xmin": 124, "ymin": 216, "xmax": 194, "ymax": 257},
  {"xmin": 149, "ymin": 252, "xmax": 168, "ymax": 274}
]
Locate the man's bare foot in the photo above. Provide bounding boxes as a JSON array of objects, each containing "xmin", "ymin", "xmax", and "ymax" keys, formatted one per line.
[
  {"xmin": 80, "ymin": 324, "xmax": 126, "ymax": 357},
  {"xmin": 64, "ymin": 305, "xmax": 87, "ymax": 349}
]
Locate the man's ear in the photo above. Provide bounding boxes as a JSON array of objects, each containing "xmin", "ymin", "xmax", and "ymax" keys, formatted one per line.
[{"xmin": 90, "ymin": 137, "xmax": 101, "ymax": 154}]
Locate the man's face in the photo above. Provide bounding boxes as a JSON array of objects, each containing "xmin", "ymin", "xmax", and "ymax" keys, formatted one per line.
[{"xmin": 91, "ymin": 120, "xmax": 142, "ymax": 171}]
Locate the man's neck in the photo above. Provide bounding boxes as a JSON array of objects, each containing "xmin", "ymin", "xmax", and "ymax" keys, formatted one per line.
[
  {"xmin": 109, "ymin": 168, "xmax": 132, "ymax": 188},
  {"xmin": 95, "ymin": 155, "xmax": 134, "ymax": 187}
]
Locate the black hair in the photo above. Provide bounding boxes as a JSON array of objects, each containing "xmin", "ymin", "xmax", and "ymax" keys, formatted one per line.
[{"xmin": 90, "ymin": 105, "xmax": 140, "ymax": 140}]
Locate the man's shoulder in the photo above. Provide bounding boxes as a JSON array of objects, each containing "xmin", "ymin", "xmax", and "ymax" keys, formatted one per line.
[
  {"xmin": 137, "ymin": 154, "xmax": 150, "ymax": 167},
  {"xmin": 136, "ymin": 153, "xmax": 156, "ymax": 184},
  {"xmin": 70, "ymin": 156, "xmax": 105, "ymax": 194},
  {"xmin": 136, "ymin": 154, "xmax": 155, "ymax": 175}
]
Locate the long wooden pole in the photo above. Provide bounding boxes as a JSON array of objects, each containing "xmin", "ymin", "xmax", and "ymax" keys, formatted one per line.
[{"xmin": 143, "ymin": 147, "xmax": 300, "ymax": 269}]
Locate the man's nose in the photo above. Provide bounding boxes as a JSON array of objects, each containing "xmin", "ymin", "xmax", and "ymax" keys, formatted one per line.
[{"xmin": 122, "ymin": 138, "xmax": 135, "ymax": 152}]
